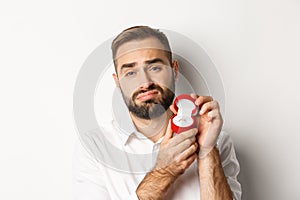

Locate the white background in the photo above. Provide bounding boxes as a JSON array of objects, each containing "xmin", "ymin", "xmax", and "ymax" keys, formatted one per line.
[{"xmin": 1, "ymin": 0, "xmax": 300, "ymax": 199}]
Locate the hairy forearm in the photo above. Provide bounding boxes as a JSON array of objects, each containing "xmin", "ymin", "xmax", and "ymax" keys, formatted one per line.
[
  {"xmin": 136, "ymin": 168, "xmax": 177, "ymax": 200},
  {"xmin": 198, "ymin": 147, "xmax": 233, "ymax": 200}
]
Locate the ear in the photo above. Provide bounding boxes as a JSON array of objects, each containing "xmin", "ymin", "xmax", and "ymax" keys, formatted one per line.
[
  {"xmin": 112, "ymin": 73, "xmax": 120, "ymax": 88},
  {"xmin": 172, "ymin": 60, "xmax": 179, "ymax": 81}
]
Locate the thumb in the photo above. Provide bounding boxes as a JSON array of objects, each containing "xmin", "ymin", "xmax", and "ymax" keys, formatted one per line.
[{"xmin": 169, "ymin": 104, "xmax": 177, "ymax": 114}]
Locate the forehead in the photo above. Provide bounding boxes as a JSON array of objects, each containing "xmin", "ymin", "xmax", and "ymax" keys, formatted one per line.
[
  {"xmin": 115, "ymin": 38, "xmax": 169, "ymax": 70},
  {"xmin": 116, "ymin": 37, "xmax": 167, "ymax": 58}
]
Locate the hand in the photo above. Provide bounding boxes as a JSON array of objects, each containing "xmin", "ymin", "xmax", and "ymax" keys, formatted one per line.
[
  {"xmin": 153, "ymin": 119, "xmax": 198, "ymax": 176},
  {"xmin": 192, "ymin": 94, "xmax": 223, "ymax": 158},
  {"xmin": 170, "ymin": 94, "xmax": 223, "ymax": 159},
  {"xmin": 136, "ymin": 116, "xmax": 198, "ymax": 199}
]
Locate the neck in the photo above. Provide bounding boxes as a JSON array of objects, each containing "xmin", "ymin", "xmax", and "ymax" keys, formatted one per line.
[{"xmin": 130, "ymin": 109, "xmax": 173, "ymax": 143}]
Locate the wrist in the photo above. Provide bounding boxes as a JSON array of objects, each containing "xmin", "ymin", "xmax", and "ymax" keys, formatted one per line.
[
  {"xmin": 197, "ymin": 147, "xmax": 233, "ymax": 199},
  {"xmin": 136, "ymin": 168, "xmax": 177, "ymax": 199},
  {"xmin": 198, "ymin": 144, "xmax": 219, "ymax": 160},
  {"xmin": 198, "ymin": 147, "xmax": 221, "ymax": 168}
]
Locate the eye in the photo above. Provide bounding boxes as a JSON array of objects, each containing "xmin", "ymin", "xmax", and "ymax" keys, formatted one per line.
[
  {"xmin": 125, "ymin": 71, "xmax": 135, "ymax": 77},
  {"xmin": 150, "ymin": 65, "xmax": 162, "ymax": 72}
]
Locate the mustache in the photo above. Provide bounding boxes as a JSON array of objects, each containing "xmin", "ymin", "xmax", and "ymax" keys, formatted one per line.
[{"xmin": 132, "ymin": 83, "xmax": 164, "ymax": 101}]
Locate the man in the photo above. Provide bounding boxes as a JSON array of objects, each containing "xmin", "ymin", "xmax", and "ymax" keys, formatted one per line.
[{"xmin": 73, "ymin": 26, "xmax": 242, "ymax": 199}]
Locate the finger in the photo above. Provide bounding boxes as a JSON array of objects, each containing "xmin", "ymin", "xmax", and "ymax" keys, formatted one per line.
[
  {"xmin": 182, "ymin": 153, "xmax": 197, "ymax": 169},
  {"xmin": 169, "ymin": 104, "xmax": 177, "ymax": 114},
  {"xmin": 177, "ymin": 142, "xmax": 198, "ymax": 162},
  {"xmin": 190, "ymin": 93, "xmax": 198, "ymax": 99},
  {"xmin": 176, "ymin": 153, "xmax": 197, "ymax": 171},
  {"xmin": 184, "ymin": 153, "xmax": 197, "ymax": 167},
  {"xmin": 173, "ymin": 136, "xmax": 196, "ymax": 155},
  {"xmin": 195, "ymin": 96, "xmax": 213, "ymax": 107},
  {"xmin": 199, "ymin": 114, "xmax": 213, "ymax": 122},
  {"xmin": 199, "ymin": 101, "xmax": 219, "ymax": 115},
  {"xmin": 163, "ymin": 119, "xmax": 173, "ymax": 141},
  {"xmin": 171, "ymin": 128, "xmax": 198, "ymax": 146},
  {"xmin": 207, "ymin": 109, "xmax": 221, "ymax": 121}
]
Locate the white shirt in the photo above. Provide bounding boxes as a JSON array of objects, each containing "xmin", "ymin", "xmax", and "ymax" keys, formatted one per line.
[{"xmin": 73, "ymin": 105, "xmax": 242, "ymax": 200}]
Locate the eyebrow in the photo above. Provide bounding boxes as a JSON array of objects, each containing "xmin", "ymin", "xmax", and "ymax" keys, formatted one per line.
[
  {"xmin": 119, "ymin": 58, "xmax": 166, "ymax": 74},
  {"xmin": 120, "ymin": 62, "xmax": 136, "ymax": 73},
  {"xmin": 145, "ymin": 58, "xmax": 165, "ymax": 65}
]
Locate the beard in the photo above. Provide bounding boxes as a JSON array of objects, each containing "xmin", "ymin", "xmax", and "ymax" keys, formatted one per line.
[{"xmin": 121, "ymin": 82, "xmax": 175, "ymax": 120}]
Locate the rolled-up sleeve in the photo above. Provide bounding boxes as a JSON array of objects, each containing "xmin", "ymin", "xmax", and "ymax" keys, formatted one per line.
[{"xmin": 217, "ymin": 131, "xmax": 242, "ymax": 200}]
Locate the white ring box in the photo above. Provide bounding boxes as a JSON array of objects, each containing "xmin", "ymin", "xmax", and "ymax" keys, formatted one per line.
[
  {"xmin": 173, "ymin": 99, "xmax": 195, "ymax": 127},
  {"xmin": 171, "ymin": 94, "xmax": 198, "ymax": 133}
]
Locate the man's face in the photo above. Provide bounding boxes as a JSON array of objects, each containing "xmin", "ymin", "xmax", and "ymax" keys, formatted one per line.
[{"xmin": 113, "ymin": 37, "xmax": 178, "ymax": 120}]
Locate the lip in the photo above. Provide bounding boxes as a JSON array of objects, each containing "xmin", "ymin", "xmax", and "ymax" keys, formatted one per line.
[{"xmin": 136, "ymin": 90, "xmax": 159, "ymax": 101}]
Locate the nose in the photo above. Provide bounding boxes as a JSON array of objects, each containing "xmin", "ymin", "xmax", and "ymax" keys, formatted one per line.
[{"xmin": 138, "ymin": 70, "xmax": 153, "ymax": 89}]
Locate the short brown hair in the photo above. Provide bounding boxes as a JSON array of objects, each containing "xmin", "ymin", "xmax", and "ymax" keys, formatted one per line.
[{"xmin": 111, "ymin": 26, "xmax": 172, "ymax": 69}]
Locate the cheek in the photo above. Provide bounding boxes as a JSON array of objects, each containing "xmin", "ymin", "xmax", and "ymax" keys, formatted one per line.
[
  {"xmin": 155, "ymin": 73, "xmax": 174, "ymax": 89},
  {"xmin": 119, "ymin": 80, "xmax": 137, "ymax": 96}
]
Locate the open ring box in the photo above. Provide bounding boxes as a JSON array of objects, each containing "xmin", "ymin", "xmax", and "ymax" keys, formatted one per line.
[{"xmin": 171, "ymin": 94, "xmax": 199, "ymax": 134}]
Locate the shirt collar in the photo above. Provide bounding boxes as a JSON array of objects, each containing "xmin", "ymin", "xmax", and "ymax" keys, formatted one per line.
[{"xmin": 111, "ymin": 89, "xmax": 148, "ymax": 145}]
